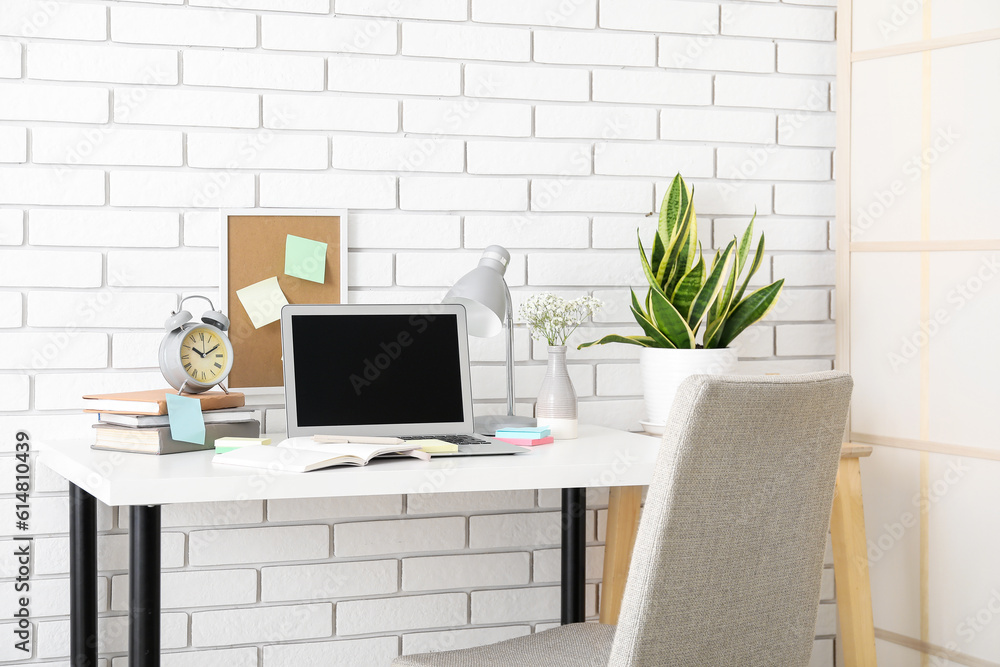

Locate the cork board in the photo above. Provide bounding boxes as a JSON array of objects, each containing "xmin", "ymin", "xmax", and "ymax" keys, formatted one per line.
[{"xmin": 221, "ymin": 210, "xmax": 348, "ymax": 390}]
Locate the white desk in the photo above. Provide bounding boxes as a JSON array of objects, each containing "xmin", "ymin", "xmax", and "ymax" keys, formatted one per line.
[{"xmin": 39, "ymin": 425, "xmax": 658, "ymax": 667}]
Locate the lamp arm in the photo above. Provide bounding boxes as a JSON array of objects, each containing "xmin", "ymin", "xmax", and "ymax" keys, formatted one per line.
[{"xmin": 504, "ymin": 280, "xmax": 515, "ymax": 418}]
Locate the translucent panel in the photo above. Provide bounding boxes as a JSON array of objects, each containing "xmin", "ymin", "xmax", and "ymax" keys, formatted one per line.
[
  {"xmin": 928, "ymin": 252, "xmax": 1000, "ymax": 451},
  {"xmin": 853, "ymin": 0, "xmax": 925, "ymax": 52},
  {"xmin": 851, "ymin": 55, "xmax": 923, "ymax": 243},
  {"xmin": 927, "ymin": 453, "xmax": 1000, "ymax": 662},
  {"xmin": 850, "ymin": 253, "xmax": 922, "ymax": 439},
  {"xmin": 932, "ymin": 0, "xmax": 1000, "ymax": 39},
  {"xmin": 875, "ymin": 637, "xmax": 926, "ymax": 665},
  {"xmin": 929, "ymin": 40, "xmax": 1000, "ymax": 240},
  {"xmin": 862, "ymin": 446, "xmax": 923, "ymax": 638}
]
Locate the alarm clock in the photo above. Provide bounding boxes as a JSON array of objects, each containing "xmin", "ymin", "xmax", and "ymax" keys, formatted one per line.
[{"xmin": 158, "ymin": 296, "xmax": 234, "ymax": 394}]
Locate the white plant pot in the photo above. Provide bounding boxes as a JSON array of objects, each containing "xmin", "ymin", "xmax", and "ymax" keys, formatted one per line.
[{"xmin": 639, "ymin": 347, "xmax": 738, "ymax": 431}]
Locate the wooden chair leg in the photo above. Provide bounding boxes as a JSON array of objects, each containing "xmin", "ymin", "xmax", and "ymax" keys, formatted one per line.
[
  {"xmin": 830, "ymin": 457, "xmax": 878, "ymax": 667},
  {"xmin": 600, "ymin": 485, "xmax": 643, "ymax": 625}
]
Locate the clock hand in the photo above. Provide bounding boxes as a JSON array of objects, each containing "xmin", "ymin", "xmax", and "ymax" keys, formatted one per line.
[
  {"xmin": 192, "ymin": 347, "xmax": 206, "ymax": 357},
  {"xmin": 205, "ymin": 344, "xmax": 220, "ymax": 354}
]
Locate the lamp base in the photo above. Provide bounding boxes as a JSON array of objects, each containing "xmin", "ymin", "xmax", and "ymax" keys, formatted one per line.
[{"xmin": 474, "ymin": 414, "xmax": 537, "ymax": 436}]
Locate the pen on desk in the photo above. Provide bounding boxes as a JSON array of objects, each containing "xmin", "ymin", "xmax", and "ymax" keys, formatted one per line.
[{"xmin": 312, "ymin": 435, "xmax": 405, "ymax": 445}]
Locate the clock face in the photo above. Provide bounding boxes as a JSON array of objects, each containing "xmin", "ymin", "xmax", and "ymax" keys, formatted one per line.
[{"xmin": 180, "ymin": 326, "xmax": 230, "ymax": 385}]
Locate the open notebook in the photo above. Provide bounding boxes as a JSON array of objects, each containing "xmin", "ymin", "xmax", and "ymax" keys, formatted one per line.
[{"xmin": 212, "ymin": 437, "xmax": 428, "ymax": 473}]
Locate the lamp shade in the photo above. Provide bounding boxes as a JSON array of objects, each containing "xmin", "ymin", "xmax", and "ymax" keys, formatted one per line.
[{"xmin": 443, "ymin": 245, "xmax": 510, "ymax": 338}]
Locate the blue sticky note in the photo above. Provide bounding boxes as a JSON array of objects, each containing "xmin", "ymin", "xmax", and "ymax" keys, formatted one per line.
[
  {"xmin": 166, "ymin": 393, "xmax": 206, "ymax": 445},
  {"xmin": 496, "ymin": 426, "xmax": 551, "ymax": 438}
]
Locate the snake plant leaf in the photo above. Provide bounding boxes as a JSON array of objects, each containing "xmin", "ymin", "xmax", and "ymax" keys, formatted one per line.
[
  {"xmin": 662, "ymin": 203, "xmax": 695, "ymax": 292},
  {"xmin": 637, "ymin": 231, "xmax": 659, "ymax": 290},
  {"xmin": 736, "ymin": 211, "xmax": 756, "ymax": 274},
  {"xmin": 709, "ymin": 248, "xmax": 738, "ymax": 325},
  {"xmin": 578, "ymin": 334, "xmax": 656, "ymax": 349},
  {"xmin": 658, "ymin": 173, "xmax": 688, "ymax": 243},
  {"xmin": 716, "ymin": 279, "xmax": 785, "ymax": 349},
  {"xmin": 703, "ymin": 311, "xmax": 726, "ymax": 349},
  {"xmin": 648, "ymin": 286, "xmax": 695, "ymax": 349},
  {"xmin": 650, "ymin": 227, "xmax": 666, "ymax": 278},
  {"xmin": 732, "ymin": 232, "xmax": 766, "ymax": 309},
  {"xmin": 630, "ymin": 288, "xmax": 669, "ymax": 344},
  {"xmin": 671, "ymin": 253, "xmax": 705, "ymax": 319},
  {"xmin": 686, "ymin": 205, "xmax": 700, "ymax": 272},
  {"xmin": 630, "ymin": 287, "xmax": 648, "ymax": 319},
  {"xmin": 631, "ymin": 305, "xmax": 676, "ymax": 348},
  {"xmin": 688, "ymin": 240, "xmax": 734, "ymax": 328},
  {"xmin": 669, "ymin": 208, "xmax": 697, "ymax": 293},
  {"xmin": 708, "ymin": 246, "xmax": 721, "ymax": 272}
]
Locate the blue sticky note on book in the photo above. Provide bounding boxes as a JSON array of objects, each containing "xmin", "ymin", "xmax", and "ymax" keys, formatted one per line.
[
  {"xmin": 495, "ymin": 426, "xmax": 551, "ymax": 438},
  {"xmin": 166, "ymin": 393, "xmax": 206, "ymax": 445}
]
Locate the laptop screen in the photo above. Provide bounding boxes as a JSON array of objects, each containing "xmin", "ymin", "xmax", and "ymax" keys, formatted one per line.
[{"xmin": 281, "ymin": 305, "xmax": 475, "ymax": 437}]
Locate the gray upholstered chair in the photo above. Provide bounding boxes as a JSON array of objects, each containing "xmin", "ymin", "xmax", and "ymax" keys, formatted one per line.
[{"xmin": 392, "ymin": 371, "xmax": 853, "ymax": 667}]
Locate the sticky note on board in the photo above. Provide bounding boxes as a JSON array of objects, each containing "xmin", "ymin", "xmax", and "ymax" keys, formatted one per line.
[
  {"xmin": 165, "ymin": 393, "xmax": 206, "ymax": 445},
  {"xmin": 408, "ymin": 438, "xmax": 460, "ymax": 454},
  {"xmin": 285, "ymin": 234, "xmax": 328, "ymax": 284},
  {"xmin": 236, "ymin": 276, "xmax": 288, "ymax": 329}
]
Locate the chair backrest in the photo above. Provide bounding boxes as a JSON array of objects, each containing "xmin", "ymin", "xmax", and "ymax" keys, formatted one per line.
[{"xmin": 608, "ymin": 372, "xmax": 853, "ymax": 667}]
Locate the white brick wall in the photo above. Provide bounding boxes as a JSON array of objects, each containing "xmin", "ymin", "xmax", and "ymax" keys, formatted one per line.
[
  {"xmin": 27, "ymin": 43, "xmax": 178, "ymax": 85},
  {"xmin": 1, "ymin": 1, "xmax": 837, "ymax": 662}
]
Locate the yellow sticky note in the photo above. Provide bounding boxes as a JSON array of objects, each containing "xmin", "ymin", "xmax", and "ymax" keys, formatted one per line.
[
  {"xmin": 236, "ymin": 276, "xmax": 288, "ymax": 329},
  {"xmin": 409, "ymin": 438, "xmax": 459, "ymax": 454}
]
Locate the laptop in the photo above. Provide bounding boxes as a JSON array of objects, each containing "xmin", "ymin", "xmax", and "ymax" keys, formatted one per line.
[{"xmin": 280, "ymin": 303, "xmax": 524, "ymax": 456}]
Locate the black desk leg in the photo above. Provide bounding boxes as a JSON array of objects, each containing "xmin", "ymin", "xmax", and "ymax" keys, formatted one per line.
[
  {"xmin": 560, "ymin": 487, "xmax": 586, "ymax": 625},
  {"xmin": 69, "ymin": 484, "xmax": 98, "ymax": 667},
  {"xmin": 129, "ymin": 505, "xmax": 161, "ymax": 667}
]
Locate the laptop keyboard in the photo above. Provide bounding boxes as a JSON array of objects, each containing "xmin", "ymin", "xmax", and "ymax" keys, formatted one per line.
[{"xmin": 399, "ymin": 434, "xmax": 493, "ymax": 446}]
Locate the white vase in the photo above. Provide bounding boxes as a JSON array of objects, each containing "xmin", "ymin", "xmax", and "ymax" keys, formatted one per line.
[
  {"xmin": 535, "ymin": 345, "xmax": 578, "ymax": 440},
  {"xmin": 639, "ymin": 347, "xmax": 738, "ymax": 431}
]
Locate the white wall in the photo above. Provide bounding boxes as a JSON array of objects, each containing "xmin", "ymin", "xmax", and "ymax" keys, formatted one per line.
[{"xmin": 0, "ymin": 0, "xmax": 837, "ymax": 664}]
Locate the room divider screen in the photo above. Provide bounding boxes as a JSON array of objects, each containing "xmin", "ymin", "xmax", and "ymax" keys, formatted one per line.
[
  {"xmin": 836, "ymin": 0, "xmax": 1000, "ymax": 667},
  {"xmin": 836, "ymin": 1, "xmax": 1000, "ymax": 665}
]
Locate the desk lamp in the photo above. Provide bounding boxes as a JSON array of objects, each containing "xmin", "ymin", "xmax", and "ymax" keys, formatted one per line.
[{"xmin": 444, "ymin": 245, "xmax": 536, "ymax": 435}]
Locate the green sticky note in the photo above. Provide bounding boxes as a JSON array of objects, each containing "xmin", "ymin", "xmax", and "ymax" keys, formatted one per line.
[
  {"xmin": 166, "ymin": 393, "xmax": 206, "ymax": 445},
  {"xmin": 285, "ymin": 234, "xmax": 328, "ymax": 284}
]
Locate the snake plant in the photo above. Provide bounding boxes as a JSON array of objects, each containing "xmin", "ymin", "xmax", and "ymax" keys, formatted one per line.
[{"xmin": 580, "ymin": 174, "xmax": 783, "ymax": 350}]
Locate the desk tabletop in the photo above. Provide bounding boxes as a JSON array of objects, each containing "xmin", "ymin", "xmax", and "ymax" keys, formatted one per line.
[{"xmin": 38, "ymin": 425, "xmax": 659, "ymax": 507}]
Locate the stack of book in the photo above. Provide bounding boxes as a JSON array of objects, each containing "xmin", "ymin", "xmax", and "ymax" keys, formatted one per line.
[
  {"xmin": 494, "ymin": 426, "xmax": 554, "ymax": 446},
  {"xmin": 82, "ymin": 389, "xmax": 258, "ymax": 455}
]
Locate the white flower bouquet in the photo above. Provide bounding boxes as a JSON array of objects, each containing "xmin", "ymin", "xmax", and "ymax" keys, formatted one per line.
[{"xmin": 518, "ymin": 293, "xmax": 603, "ymax": 347}]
